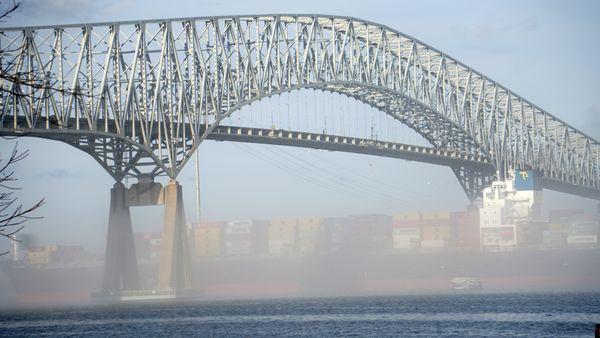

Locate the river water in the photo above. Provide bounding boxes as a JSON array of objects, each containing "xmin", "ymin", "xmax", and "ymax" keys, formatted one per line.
[{"xmin": 1, "ymin": 293, "xmax": 599, "ymax": 337}]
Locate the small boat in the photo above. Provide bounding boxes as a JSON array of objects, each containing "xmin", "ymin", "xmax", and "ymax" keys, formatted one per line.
[
  {"xmin": 452, "ymin": 277, "xmax": 483, "ymax": 291},
  {"xmin": 91, "ymin": 288, "xmax": 201, "ymax": 303}
]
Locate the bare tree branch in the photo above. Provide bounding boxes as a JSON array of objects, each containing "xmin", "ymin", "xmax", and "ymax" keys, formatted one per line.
[
  {"xmin": 0, "ymin": 1, "xmax": 18, "ymax": 21},
  {"xmin": 0, "ymin": 2, "xmax": 47, "ymax": 255},
  {"xmin": 0, "ymin": 142, "xmax": 45, "ymax": 253}
]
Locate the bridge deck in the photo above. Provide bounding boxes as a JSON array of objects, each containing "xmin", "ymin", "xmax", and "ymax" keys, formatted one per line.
[{"xmin": 2, "ymin": 119, "xmax": 599, "ymax": 200}]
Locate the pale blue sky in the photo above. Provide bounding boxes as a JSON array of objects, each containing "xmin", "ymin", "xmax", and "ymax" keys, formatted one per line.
[{"xmin": 1, "ymin": 0, "xmax": 599, "ymax": 251}]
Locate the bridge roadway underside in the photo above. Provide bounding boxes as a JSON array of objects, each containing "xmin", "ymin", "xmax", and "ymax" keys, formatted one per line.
[
  {"xmin": 2, "ymin": 117, "xmax": 599, "ymax": 200},
  {"xmin": 1, "ymin": 117, "xmax": 493, "ymax": 170},
  {"xmin": 207, "ymin": 126, "xmax": 600, "ymax": 200}
]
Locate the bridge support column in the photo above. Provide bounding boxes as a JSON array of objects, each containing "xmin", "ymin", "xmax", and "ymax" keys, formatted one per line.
[
  {"xmin": 102, "ymin": 182, "xmax": 140, "ymax": 294},
  {"xmin": 158, "ymin": 180, "xmax": 192, "ymax": 289}
]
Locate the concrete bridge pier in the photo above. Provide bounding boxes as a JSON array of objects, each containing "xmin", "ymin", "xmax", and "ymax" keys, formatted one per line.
[
  {"xmin": 158, "ymin": 180, "xmax": 192, "ymax": 289},
  {"xmin": 102, "ymin": 182, "xmax": 140, "ymax": 294}
]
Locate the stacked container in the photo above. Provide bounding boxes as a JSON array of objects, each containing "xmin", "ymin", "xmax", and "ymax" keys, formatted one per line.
[
  {"xmin": 344, "ymin": 214, "xmax": 392, "ymax": 253},
  {"xmin": 371, "ymin": 218, "xmax": 393, "ymax": 253},
  {"xmin": 298, "ymin": 217, "xmax": 322, "ymax": 254},
  {"xmin": 195, "ymin": 221, "xmax": 223, "ymax": 257},
  {"xmin": 268, "ymin": 218, "xmax": 297, "ymax": 256},
  {"xmin": 224, "ymin": 220, "xmax": 253, "ymax": 256},
  {"xmin": 451, "ymin": 211, "xmax": 480, "ymax": 250},
  {"xmin": 520, "ymin": 220, "xmax": 549, "ymax": 247},
  {"xmin": 392, "ymin": 213, "xmax": 421, "ymax": 250},
  {"xmin": 567, "ymin": 220, "xmax": 598, "ymax": 246},
  {"xmin": 321, "ymin": 217, "xmax": 346, "ymax": 253},
  {"xmin": 545, "ymin": 209, "xmax": 587, "ymax": 248},
  {"xmin": 420, "ymin": 212, "xmax": 451, "ymax": 249},
  {"xmin": 251, "ymin": 220, "xmax": 269, "ymax": 256},
  {"xmin": 543, "ymin": 229, "xmax": 568, "ymax": 247}
]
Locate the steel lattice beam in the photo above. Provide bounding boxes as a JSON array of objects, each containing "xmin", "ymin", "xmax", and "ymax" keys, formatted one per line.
[{"xmin": 0, "ymin": 15, "xmax": 598, "ymax": 199}]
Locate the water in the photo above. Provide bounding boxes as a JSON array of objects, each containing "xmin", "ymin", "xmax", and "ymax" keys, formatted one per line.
[{"xmin": 1, "ymin": 293, "xmax": 599, "ymax": 337}]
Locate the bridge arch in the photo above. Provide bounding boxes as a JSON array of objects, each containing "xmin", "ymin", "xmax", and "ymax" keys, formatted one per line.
[{"xmin": 214, "ymin": 82, "xmax": 486, "ymax": 155}]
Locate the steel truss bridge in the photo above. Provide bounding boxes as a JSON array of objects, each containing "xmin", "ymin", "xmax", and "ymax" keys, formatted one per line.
[{"xmin": 1, "ymin": 15, "xmax": 599, "ymax": 292}]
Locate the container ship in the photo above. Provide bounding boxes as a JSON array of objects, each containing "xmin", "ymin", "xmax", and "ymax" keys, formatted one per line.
[
  {"xmin": 1, "ymin": 248, "xmax": 599, "ymax": 307},
  {"xmin": 1, "ymin": 210, "xmax": 598, "ymax": 307}
]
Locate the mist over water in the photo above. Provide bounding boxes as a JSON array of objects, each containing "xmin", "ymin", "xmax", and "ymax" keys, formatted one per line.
[{"xmin": 1, "ymin": 293, "xmax": 599, "ymax": 337}]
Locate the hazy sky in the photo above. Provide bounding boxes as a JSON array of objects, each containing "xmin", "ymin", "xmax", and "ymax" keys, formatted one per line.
[{"xmin": 1, "ymin": 0, "xmax": 599, "ymax": 251}]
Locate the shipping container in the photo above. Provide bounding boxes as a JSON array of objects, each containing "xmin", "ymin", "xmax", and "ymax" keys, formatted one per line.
[
  {"xmin": 458, "ymin": 232, "xmax": 480, "ymax": 250},
  {"xmin": 341, "ymin": 215, "xmax": 391, "ymax": 253},
  {"xmin": 566, "ymin": 235, "xmax": 598, "ymax": 245},
  {"xmin": 420, "ymin": 218, "xmax": 453, "ymax": 228},
  {"xmin": 543, "ymin": 230, "xmax": 568, "ymax": 247},
  {"xmin": 298, "ymin": 221, "xmax": 321, "ymax": 254},
  {"xmin": 268, "ymin": 219, "xmax": 297, "ymax": 255},
  {"xmin": 27, "ymin": 251, "xmax": 51, "ymax": 265},
  {"xmin": 451, "ymin": 211, "xmax": 480, "ymax": 246},
  {"xmin": 421, "ymin": 225, "xmax": 451, "ymax": 241},
  {"xmin": 269, "ymin": 218, "xmax": 298, "ymax": 227},
  {"xmin": 225, "ymin": 240, "xmax": 252, "ymax": 256},
  {"xmin": 392, "ymin": 239, "xmax": 420, "ymax": 250},
  {"xmin": 392, "ymin": 220, "xmax": 421, "ymax": 228},
  {"xmin": 226, "ymin": 220, "xmax": 253, "ymax": 235},
  {"xmin": 421, "ymin": 212, "xmax": 451, "ymax": 221},
  {"xmin": 393, "ymin": 227, "xmax": 420, "ymax": 250},
  {"xmin": 392, "ymin": 212, "xmax": 420, "ymax": 223},
  {"xmin": 372, "ymin": 234, "xmax": 393, "ymax": 252},
  {"xmin": 195, "ymin": 226, "xmax": 222, "ymax": 257},
  {"xmin": 268, "ymin": 239, "xmax": 296, "ymax": 255},
  {"xmin": 520, "ymin": 221, "xmax": 548, "ymax": 247},
  {"xmin": 420, "ymin": 239, "xmax": 448, "ymax": 249},
  {"xmin": 481, "ymin": 226, "xmax": 516, "ymax": 251},
  {"xmin": 320, "ymin": 219, "xmax": 345, "ymax": 252},
  {"xmin": 251, "ymin": 220, "xmax": 269, "ymax": 255},
  {"xmin": 569, "ymin": 221, "xmax": 598, "ymax": 236},
  {"xmin": 371, "ymin": 223, "xmax": 392, "ymax": 236},
  {"xmin": 346, "ymin": 214, "xmax": 391, "ymax": 227},
  {"xmin": 298, "ymin": 217, "xmax": 322, "ymax": 226},
  {"xmin": 548, "ymin": 209, "xmax": 584, "ymax": 222},
  {"xmin": 392, "ymin": 227, "xmax": 420, "ymax": 237},
  {"xmin": 548, "ymin": 223, "xmax": 568, "ymax": 231}
]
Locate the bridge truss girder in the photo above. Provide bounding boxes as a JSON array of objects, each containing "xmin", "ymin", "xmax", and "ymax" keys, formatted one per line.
[{"xmin": 0, "ymin": 15, "xmax": 598, "ymax": 199}]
